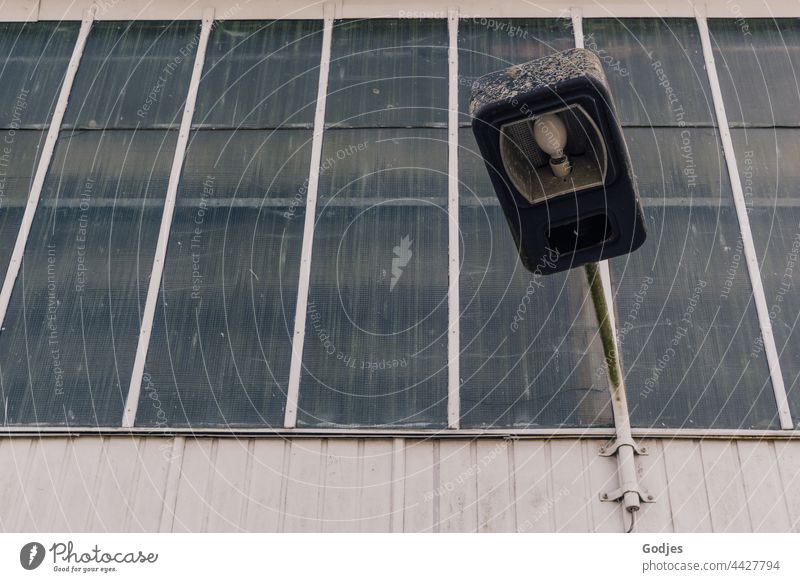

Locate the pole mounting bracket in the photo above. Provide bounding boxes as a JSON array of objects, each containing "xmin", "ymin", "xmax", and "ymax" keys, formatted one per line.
[
  {"xmin": 600, "ymin": 487, "xmax": 655, "ymax": 504},
  {"xmin": 598, "ymin": 437, "xmax": 647, "ymax": 457}
]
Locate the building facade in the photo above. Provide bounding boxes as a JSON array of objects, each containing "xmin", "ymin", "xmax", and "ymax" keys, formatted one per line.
[{"xmin": 0, "ymin": 0, "xmax": 799, "ymax": 532}]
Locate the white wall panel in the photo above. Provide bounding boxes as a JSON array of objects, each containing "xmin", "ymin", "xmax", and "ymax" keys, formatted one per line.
[{"xmin": 1, "ymin": 436, "xmax": 799, "ymax": 533}]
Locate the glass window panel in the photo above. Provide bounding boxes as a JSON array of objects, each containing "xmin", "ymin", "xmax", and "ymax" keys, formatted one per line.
[
  {"xmin": 583, "ymin": 18, "xmax": 715, "ymax": 126},
  {"xmin": 137, "ymin": 130, "xmax": 312, "ymax": 427},
  {"xmin": 611, "ymin": 127, "xmax": 779, "ymax": 429},
  {"xmin": 457, "ymin": 18, "xmax": 573, "ymax": 120},
  {"xmin": 710, "ymin": 19, "xmax": 800, "ymax": 127},
  {"xmin": 624, "ymin": 127, "xmax": 731, "ymax": 200},
  {"xmin": 63, "ymin": 21, "xmax": 199, "ymax": 129},
  {"xmin": 0, "ymin": 131, "xmax": 45, "ymax": 282},
  {"xmin": 194, "ymin": 20, "xmax": 323, "ymax": 129},
  {"xmin": 458, "ymin": 129, "xmax": 612, "ymax": 427},
  {"xmin": 297, "ymin": 128, "xmax": 448, "ymax": 427},
  {"xmin": 0, "ymin": 21, "xmax": 79, "ymax": 128},
  {"xmin": 0, "ymin": 130, "xmax": 176, "ymax": 426},
  {"xmin": 326, "ymin": 19, "xmax": 448, "ymax": 127},
  {"xmin": 731, "ymin": 128, "xmax": 800, "ymax": 422},
  {"xmin": 317, "ymin": 128, "xmax": 448, "ymax": 202}
]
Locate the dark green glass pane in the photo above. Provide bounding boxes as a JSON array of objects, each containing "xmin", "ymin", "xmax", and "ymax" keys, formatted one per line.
[
  {"xmin": 583, "ymin": 18, "xmax": 715, "ymax": 126},
  {"xmin": 731, "ymin": 128, "xmax": 800, "ymax": 423},
  {"xmin": 297, "ymin": 128, "xmax": 449, "ymax": 427},
  {"xmin": 0, "ymin": 131, "xmax": 45, "ymax": 283},
  {"xmin": 326, "ymin": 19, "xmax": 448, "ymax": 127},
  {"xmin": 194, "ymin": 20, "xmax": 323, "ymax": 128},
  {"xmin": 138, "ymin": 130, "xmax": 311, "ymax": 427},
  {"xmin": 710, "ymin": 19, "xmax": 800, "ymax": 126},
  {"xmin": 0, "ymin": 21, "xmax": 79, "ymax": 128},
  {"xmin": 0, "ymin": 130, "xmax": 176, "ymax": 426},
  {"xmin": 64, "ymin": 21, "xmax": 199, "ymax": 129}
]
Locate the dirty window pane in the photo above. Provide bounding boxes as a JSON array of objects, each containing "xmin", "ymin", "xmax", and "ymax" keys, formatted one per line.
[
  {"xmin": 710, "ymin": 19, "xmax": 800, "ymax": 126},
  {"xmin": 731, "ymin": 128, "xmax": 800, "ymax": 423},
  {"xmin": 326, "ymin": 19, "xmax": 448, "ymax": 127},
  {"xmin": 624, "ymin": 127, "xmax": 731, "ymax": 200},
  {"xmin": 0, "ymin": 21, "xmax": 79, "ymax": 128},
  {"xmin": 0, "ymin": 130, "xmax": 176, "ymax": 426},
  {"xmin": 611, "ymin": 126, "xmax": 778, "ymax": 429},
  {"xmin": 194, "ymin": 20, "xmax": 323, "ymax": 128},
  {"xmin": 0, "ymin": 131, "xmax": 45, "ymax": 284},
  {"xmin": 457, "ymin": 18, "xmax": 574, "ymax": 120},
  {"xmin": 137, "ymin": 130, "xmax": 312, "ymax": 427},
  {"xmin": 317, "ymin": 128, "xmax": 447, "ymax": 202},
  {"xmin": 64, "ymin": 21, "xmax": 199, "ymax": 129},
  {"xmin": 583, "ymin": 18, "xmax": 715, "ymax": 126},
  {"xmin": 297, "ymin": 129, "xmax": 449, "ymax": 427},
  {"xmin": 458, "ymin": 129, "xmax": 612, "ymax": 428}
]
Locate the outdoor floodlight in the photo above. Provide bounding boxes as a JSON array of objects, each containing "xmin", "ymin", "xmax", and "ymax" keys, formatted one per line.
[{"xmin": 470, "ymin": 48, "xmax": 646, "ymax": 274}]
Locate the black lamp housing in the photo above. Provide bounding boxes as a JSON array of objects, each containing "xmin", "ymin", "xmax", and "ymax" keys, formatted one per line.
[{"xmin": 470, "ymin": 48, "xmax": 646, "ymax": 274}]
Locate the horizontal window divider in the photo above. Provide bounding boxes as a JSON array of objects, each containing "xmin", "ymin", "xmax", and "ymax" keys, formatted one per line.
[
  {"xmin": 728, "ymin": 122, "xmax": 800, "ymax": 129},
  {"xmin": 18, "ymin": 196, "xmax": 791, "ymax": 210},
  {"xmin": 189, "ymin": 124, "xmax": 317, "ymax": 131},
  {"xmin": 457, "ymin": 122, "xmax": 722, "ymax": 129},
  {"xmin": 323, "ymin": 123, "xmax": 449, "ymax": 130},
  {"xmin": 2, "ymin": 425, "xmax": 800, "ymax": 440}
]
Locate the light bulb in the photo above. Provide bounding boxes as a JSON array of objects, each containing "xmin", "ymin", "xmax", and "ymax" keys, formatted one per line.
[
  {"xmin": 533, "ymin": 114, "xmax": 571, "ymax": 178},
  {"xmin": 533, "ymin": 114, "xmax": 567, "ymax": 157}
]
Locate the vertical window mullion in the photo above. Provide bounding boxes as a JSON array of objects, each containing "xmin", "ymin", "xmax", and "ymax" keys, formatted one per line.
[
  {"xmin": 447, "ymin": 8, "xmax": 460, "ymax": 429},
  {"xmin": 284, "ymin": 4, "xmax": 335, "ymax": 428}
]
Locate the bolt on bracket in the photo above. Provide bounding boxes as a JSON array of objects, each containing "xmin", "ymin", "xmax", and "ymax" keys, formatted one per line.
[
  {"xmin": 598, "ymin": 437, "xmax": 648, "ymax": 457},
  {"xmin": 600, "ymin": 488, "xmax": 655, "ymax": 504}
]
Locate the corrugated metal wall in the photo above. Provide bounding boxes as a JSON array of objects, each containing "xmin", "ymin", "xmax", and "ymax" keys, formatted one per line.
[{"xmin": 1, "ymin": 436, "xmax": 798, "ymax": 532}]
